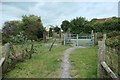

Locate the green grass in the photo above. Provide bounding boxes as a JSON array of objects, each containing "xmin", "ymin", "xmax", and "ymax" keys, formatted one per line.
[
  {"xmin": 70, "ymin": 46, "xmax": 98, "ymax": 78},
  {"xmin": 5, "ymin": 42, "xmax": 70, "ymax": 78},
  {"xmin": 0, "ymin": 44, "xmax": 2, "ymax": 58}
]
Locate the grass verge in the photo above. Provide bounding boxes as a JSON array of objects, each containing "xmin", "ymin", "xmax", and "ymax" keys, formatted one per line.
[
  {"xmin": 5, "ymin": 42, "xmax": 70, "ymax": 78},
  {"xmin": 70, "ymin": 46, "xmax": 98, "ymax": 78}
]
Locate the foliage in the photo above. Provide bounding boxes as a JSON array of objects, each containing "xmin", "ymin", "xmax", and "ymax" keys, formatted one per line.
[
  {"xmin": 61, "ymin": 16, "xmax": 119, "ymax": 34},
  {"xmin": 92, "ymin": 17, "xmax": 120, "ymax": 32},
  {"xmin": 61, "ymin": 17, "xmax": 88, "ymax": 34},
  {"xmin": 2, "ymin": 21, "xmax": 21, "ymax": 44},
  {"xmin": 2, "ymin": 15, "xmax": 44, "ymax": 44},
  {"xmin": 21, "ymin": 15, "xmax": 44, "ymax": 40},
  {"xmin": 61, "ymin": 20, "xmax": 71, "ymax": 32},
  {"xmin": 53, "ymin": 26, "xmax": 60, "ymax": 34},
  {"xmin": 70, "ymin": 17, "xmax": 88, "ymax": 34},
  {"xmin": 9, "ymin": 32, "xmax": 27, "ymax": 44},
  {"xmin": 106, "ymin": 36, "xmax": 120, "ymax": 48},
  {"xmin": 5, "ymin": 43, "xmax": 70, "ymax": 78},
  {"xmin": 107, "ymin": 31, "xmax": 120, "ymax": 38},
  {"xmin": 5, "ymin": 41, "xmax": 35, "ymax": 73},
  {"xmin": 105, "ymin": 31, "xmax": 120, "ymax": 48},
  {"xmin": 49, "ymin": 27, "xmax": 53, "ymax": 37}
]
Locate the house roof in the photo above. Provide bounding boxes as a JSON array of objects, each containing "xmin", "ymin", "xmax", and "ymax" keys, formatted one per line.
[{"xmin": 95, "ymin": 18, "xmax": 111, "ymax": 22}]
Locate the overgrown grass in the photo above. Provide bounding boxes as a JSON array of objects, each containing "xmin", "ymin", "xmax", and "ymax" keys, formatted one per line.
[
  {"xmin": 106, "ymin": 47, "xmax": 118, "ymax": 76},
  {"xmin": 0, "ymin": 44, "xmax": 2, "ymax": 58},
  {"xmin": 70, "ymin": 46, "xmax": 98, "ymax": 78},
  {"xmin": 5, "ymin": 42, "xmax": 70, "ymax": 78},
  {"xmin": 12, "ymin": 42, "xmax": 32, "ymax": 55}
]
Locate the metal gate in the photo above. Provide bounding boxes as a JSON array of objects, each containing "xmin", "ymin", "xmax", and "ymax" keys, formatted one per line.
[{"xmin": 64, "ymin": 33, "xmax": 94, "ymax": 47}]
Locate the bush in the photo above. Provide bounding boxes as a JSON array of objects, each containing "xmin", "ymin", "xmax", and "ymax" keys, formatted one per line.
[
  {"xmin": 106, "ymin": 31, "xmax": 120, "ymax": 48},
  {"xmin": 107, "ymin": 31, "xmax": 120, "ymax": 38},
  {"xmin": 10, "ymin": 32, "xmax": 27, "ymax": 44}
]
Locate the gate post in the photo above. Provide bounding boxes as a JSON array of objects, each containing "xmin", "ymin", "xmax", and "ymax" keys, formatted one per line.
[
  {"xmin": 97, "ymin": 41, "xmax": 106, "ymax": 78},
  {"xmin": 91, "ymin": 30, "xmax": 94, "ymax": 46},
  {"xmin": 64, "ymin": 34, "xmax": 65, "ymax": 46},
  {"xmin": 77, "ymin": 34, "xmax": 78, "ymax": 46}
]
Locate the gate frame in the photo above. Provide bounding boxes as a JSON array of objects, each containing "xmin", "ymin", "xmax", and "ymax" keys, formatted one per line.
[{"xmin": 63, "ymin": 30, "xmax": 94, "ymax": 46}]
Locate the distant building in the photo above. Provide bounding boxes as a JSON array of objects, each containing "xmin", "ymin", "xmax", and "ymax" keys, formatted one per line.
[{"xmin": 95, "ymin": 18, "xmax": 111, "ymax": 22}]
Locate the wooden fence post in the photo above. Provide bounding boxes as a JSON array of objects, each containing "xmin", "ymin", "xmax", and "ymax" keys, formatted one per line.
[
  {"xmin": 0, "ymin": 58, "xmax": 5, "ymax": 80},
  {"xmin": 103, "ymin": 34, "xmax": 106, "ymax": 41},
  {"xmin": 49, "ymin": 39, "xmax": 56, "ymax": 51},
  {"xmin": 97, "ymin": 41, "xmax": 106, "ymax": 78},
  {"xmin": 43, "ymin": 31, "xmax": 47, "ymax": 43},
  {"xmin": 64, "ymin": 34, "xmax": 66, "ymax": 46},
  {"xmin": 98, "ymin": 34, "xmax": 118, "ymax": 79},
  {"xmin": 2, "ymin": 43, "xmax": 10, "ymax": 73},
  {"xmin": 77, "ymin": 34, "xmax": 78, "ymax": 46},
  {"xmin": 95, "ymin": 32, "xmax": 97, "ymax": 44}
]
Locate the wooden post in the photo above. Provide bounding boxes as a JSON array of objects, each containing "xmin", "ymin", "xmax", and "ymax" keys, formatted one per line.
[
  {"xmin": 43, "ymin": 31, "xmax": 46, "ymax": 43},
  {"xmin": 95, "ymin": 32, "xmax": 98, "ymax": 44},
  {"xmin": 49, "ymin": 39, "xmax": 56, "ymax": 51},
  {"xmin": 97, "ymin": 41, "xmax": 106, "ymax": 78},
  {"xmin": 64, "ymin": 34, "xmax": 66, "ymax": 46},
  {"xmin": 77, "ymin": 34, "xmax": 78, "ymax": 46},
  {"xmin": 2, "ymin": 43, "xmax": 11, "ymax": 73},
  {"xmin": 101, "ymin": 62, "xmax": 118, "ymax": 80},
  {"xmin": 103, "ymin": 34, "xmax": 106, "ymax": 41},
  {"xmin": 59, "ymin": 29, "xmax": 61, "ymax": 38},
  {"xmin": 97, "ymin": 35, "xmax": 118, "ymax": 79},
  {"xmin": 0, "ymin": 58, "xmax": 5, "ymax": 80}
]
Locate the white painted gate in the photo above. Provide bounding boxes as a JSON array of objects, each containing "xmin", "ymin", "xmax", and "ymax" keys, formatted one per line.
[{"xmin": 63, "ymin": 31, "xmax": 94, "ymax": 47}]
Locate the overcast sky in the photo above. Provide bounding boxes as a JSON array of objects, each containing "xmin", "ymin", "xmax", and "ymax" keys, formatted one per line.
[{"xmin": 0, "ymin": 1, "xmax": 119, "ymax": 29}]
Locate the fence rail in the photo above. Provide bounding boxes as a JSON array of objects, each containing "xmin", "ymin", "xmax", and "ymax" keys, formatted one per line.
[
  {"xmin": 0, "ymin": 58, "xmax": 5, "ymax": 80},
  {"xmin": 101, "ymin": 61, "xmax": 117, "ymax": 79}
]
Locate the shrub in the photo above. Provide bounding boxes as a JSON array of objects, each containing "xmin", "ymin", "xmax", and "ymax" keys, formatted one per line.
[{"xmin": 9, "ymin": 32, "xmax": 27, "ymax": 44}]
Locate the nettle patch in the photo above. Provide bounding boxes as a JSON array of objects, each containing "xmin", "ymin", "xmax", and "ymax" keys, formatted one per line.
[
  {"xmin": 9, "ymin": 32, "xmax": 28, "ymax": 45},
  {"xmin": 106, "ymin": 36, "xmax": 120, "ymax": 47}
]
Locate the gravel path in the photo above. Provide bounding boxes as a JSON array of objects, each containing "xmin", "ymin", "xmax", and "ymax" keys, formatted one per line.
[{"xmin": 60, "ymin": 46, "xmax": 86, "ymax": 78}]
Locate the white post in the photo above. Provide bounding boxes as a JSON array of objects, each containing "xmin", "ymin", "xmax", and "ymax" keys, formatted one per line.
[
  {"xmin": 91, "ymin": 30, "xmax": 94, "ymax": 46},
  {"xmin": 77, "ymin": 34, "xmax": 78, "ymax": 46}
]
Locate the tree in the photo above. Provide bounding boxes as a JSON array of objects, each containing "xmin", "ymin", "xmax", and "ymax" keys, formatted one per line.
[
  {"xmin": 22, "ymin": 15, "xmax": 44, "ymax": 40},
  {"xmin": 2, "ymin": 15, "xmax": 44, "ymax": 44},
  {"xmin": 61, "ymin": 20, "xmax": 70, "ymax": 32},
  {"xmin": 2, "ymin": 21, "xmax": 21, "ymax": 44},
  {"xmin": 70, "ymin": 17, "xmax": 88, "ymax": 34},
  {"xmin": 53, "ymin": 26, "xmax": 60, "ymax": 34},
  {"xmin": 84, "ymin": 22, "xmax": 93, "ymax": 33},
  {"xmin": 61, "ymin": 17, "xmax": 89, "ymax": 34},
  {"xmin": 49, "ymin": 27, "xmax": 53, "ymax": 37}
]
